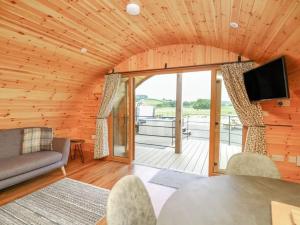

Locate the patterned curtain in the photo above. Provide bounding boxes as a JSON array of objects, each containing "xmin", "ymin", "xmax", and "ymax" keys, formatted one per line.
[
  {"xmin": 94, "ymin": 74, "xmax": 121, "ymax": 159},
  {"xmin": 221, "ymin": 62, "xmax": 267, "ymax": 155}
]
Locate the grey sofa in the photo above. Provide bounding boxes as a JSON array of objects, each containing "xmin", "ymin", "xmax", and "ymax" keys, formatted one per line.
[{"xmin": 0, "ymin": 128, "xmax": 70, "ymax": 190}]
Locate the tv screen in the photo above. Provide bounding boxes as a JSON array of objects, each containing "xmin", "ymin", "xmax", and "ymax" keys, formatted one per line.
[{"xmin": 243, "ymin": 57, "xmax": 289, "ymax": 102}]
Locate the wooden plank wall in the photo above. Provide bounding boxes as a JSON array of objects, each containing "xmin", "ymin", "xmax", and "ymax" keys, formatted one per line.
[
  {"xmin": 0, "ymin": 28, "xmax": 104, "ymax": 138},
  {"xmin": 261, "ymin": 66, "xmax": 300, "ymax": 182},
  {"xmin": 115, "ymin": 44, "xmax": 246, "ymax": 71},
  {"xmin": 114, "ymin": 44, "xmax": 300, "ymax": 182},
  {"xmin": 75, "ymin": 80, "xmax": 104, "ymax": 152}
]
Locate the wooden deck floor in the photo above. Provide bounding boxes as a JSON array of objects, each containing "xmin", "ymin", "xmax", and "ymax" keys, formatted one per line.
[{"xmin": 134, "ymin": 139, "xmax": 241, "ymax": 176}]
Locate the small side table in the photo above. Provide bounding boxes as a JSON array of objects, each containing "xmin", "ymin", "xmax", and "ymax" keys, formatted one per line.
[{"xmin": 70, "ymin": 139, "xmax": 85, "ymax": 163}]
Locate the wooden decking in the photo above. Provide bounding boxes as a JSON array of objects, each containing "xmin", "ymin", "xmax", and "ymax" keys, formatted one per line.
[{"xmin": 134, "ymin": 139, "xmax": 241, "ymax": 176}]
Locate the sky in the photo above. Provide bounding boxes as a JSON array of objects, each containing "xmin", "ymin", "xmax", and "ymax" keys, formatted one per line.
[{"xmin": 136, "ymin": 71, "xmax": 231, "ymax": 101}]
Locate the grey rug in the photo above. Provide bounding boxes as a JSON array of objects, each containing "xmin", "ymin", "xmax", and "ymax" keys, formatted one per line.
[
  {"xmin": 0, "ymin": 178, "xmax": 110, "ymax": 225},
  {"xmin": 149, "ymin": 169, "xmax": 204, "ymax": 189}
]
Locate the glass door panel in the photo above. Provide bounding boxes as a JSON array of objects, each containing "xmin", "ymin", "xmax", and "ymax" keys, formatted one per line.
[
  {"xmin": 112, "ymin": 77, "xmax": 129, "ymax": 158},
  {"xmin": 214, "ymin": 71, "xmax": 243, "ymax": 173},
  {"xmin": 134, "ymin": 72, "xmax": 212, "ymax": 176},
  {"xmin": 134, "ymin": 74, "xmax": 177, "ymax": 149}
]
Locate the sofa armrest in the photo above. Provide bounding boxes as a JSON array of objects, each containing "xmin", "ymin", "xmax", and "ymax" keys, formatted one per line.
[{"xmin": 52, "ymin": 138, "xmax": 70, "ymax": 165}]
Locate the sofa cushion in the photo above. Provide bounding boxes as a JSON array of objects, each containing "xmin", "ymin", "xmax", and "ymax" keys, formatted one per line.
[
  {"xmin": 0, "ymin": 128, "xmax": 23, "ymax": 159},
  {"xmin": 22, "ymin": 128, "xmax": 53, "ymax": 154},
  {"xmin": 0, "ymin": 151, "xmax": 62, "ymax": 180},
  {"xmin": 40, "ymin": 128, "xmax": 53, "ymax": 151}
]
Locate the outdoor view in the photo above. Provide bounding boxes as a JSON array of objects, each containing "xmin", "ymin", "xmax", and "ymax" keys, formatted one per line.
[{"xmin": 135, "ymin": 72, "xmax": 242, "ymax": 147}]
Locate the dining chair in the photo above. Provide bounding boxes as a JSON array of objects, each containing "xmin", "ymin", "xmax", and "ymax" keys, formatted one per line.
[
  {"xmin": 106, "ymin": 175, "xmax": 157, "ymax": 225},
  {"xmin": 226, "ymin": 152, "xmax": 281, "ymax": 179}
]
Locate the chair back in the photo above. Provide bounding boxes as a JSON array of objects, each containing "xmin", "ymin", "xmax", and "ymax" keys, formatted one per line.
[
  {"xmin": 226, "ymin": 152, "xmax": 281, "ymax": 179},
  {"xmin": 107, "ymin": 175, "xmax": 157, "ymax": 225}
]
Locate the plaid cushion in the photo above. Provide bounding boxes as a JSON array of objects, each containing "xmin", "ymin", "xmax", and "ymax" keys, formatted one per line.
[
  {"xmin": 40, "ymin": 128, "xmax": 53, "ymax": 151},
  {"xmin": 22, "ymin": 128, "xmax": 53, "ymax": 154}
]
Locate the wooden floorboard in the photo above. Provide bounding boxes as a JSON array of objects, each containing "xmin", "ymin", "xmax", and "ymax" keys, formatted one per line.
[
  {"xmin": 193, "ymin": 142, "xmax": 209, "ymax": 175},
  {"xmin": 184, "ymin": 141, "xmax": 205, "ymax": 173},
  {"xmin": 175, "ymin": 141, "xmax": 199, "ymax": 171},
  {"xmin": 169, "ymin": 141, "xmax": 195, "ymax": 171},
  {"xmin": 135, "ymin": 139, "xmax": 242, "ymax": 176},
  {"xmin": 201, "ymin": 150, "xmax": 209, "ymax": 175},
  {"xmin": 0, "ymin": 152, "xmax": 176, "ymax": 220}
]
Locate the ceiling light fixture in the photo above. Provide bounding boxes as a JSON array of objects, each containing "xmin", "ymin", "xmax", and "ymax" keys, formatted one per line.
[
  {"xmin": 229, "ymin": 22, "xmax": 239, "ymax": 29},
  {"xmin": 126, "ymin": 1, "xmax": 140, "ymax": 16},
  {"xmin": 80, "ymin": 48, "xmax": 88, "ymax": 54}
]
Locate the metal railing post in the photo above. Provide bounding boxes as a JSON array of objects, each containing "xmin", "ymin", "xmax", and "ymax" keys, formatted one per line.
[
  {"xmin": 228, "ymin": 115, "xmax": 231, "ymax": 145},
  {"xmin": 171, "ymin": 120, "xmax": 174, "ymax": 146},
  {"xmin": 187, "ymin": 115, "xmax": 189, "ymax": 140}
]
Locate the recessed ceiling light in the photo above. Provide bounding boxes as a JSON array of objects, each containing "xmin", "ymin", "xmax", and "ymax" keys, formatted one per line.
[
  {"xmin": 229, "ymin": 22, "xmax": 239, "ymax": 29},
  {"xmin": 126, "ymin": 1, "xmax": 140, "ymax": 16},
  {"xmin": 80, "ymin": 48, "xmax": 88, "ymax": 54}
]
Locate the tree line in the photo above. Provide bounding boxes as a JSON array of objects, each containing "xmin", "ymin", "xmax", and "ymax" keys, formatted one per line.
[
  {"xmin": 137, "ymin": 95, "xmax": 232, "ymax": 110},
  {"xmin": 137, "ymin": 95, "xmax": 211, "ymax": 109}
]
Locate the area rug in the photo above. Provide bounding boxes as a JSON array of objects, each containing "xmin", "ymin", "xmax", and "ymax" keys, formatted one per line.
[
  {"xmin": 0, "ymin": 178, "xmax": 110, "ymax": 225},
  {"xmin": 149, "ymin": 169, "xmax": 204, "ymax": 189}
]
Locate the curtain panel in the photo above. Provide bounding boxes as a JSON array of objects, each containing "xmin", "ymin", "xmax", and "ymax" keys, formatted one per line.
[
  {"xmin": 94, "ymin": 74, "xmax": 121, "ymax": 159},
  {"xmin": 221, "ymin": 62, "xmax": 267, "ymax": 155}
]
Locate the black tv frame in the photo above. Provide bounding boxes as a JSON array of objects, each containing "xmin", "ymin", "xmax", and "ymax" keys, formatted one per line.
[{"xmin": 243, "ymin": 56, "xmax": 289, "ymax": 102}]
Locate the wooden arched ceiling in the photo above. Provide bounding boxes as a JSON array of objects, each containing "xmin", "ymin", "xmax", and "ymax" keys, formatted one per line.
[
  {"xmin": 1, "ymin": 0, "xmax": 300, "ymax": 74},
  {"xmin": 1, "ymin": 0, "xmax": 300, "ymax": 133}
]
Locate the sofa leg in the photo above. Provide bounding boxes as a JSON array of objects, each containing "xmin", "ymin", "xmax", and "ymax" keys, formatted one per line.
[{"xmin": 61, "ymin": 166, "xmax": 66, "ymax": 176}]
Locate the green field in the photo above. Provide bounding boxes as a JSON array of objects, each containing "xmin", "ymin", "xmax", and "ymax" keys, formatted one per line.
[
  {"xmin": 154, "ymin": 106, "xmax": 236, "ymax": 117},
  {"xmin": 138, "ymin": 97, "xmax": 237, "ymax": 117},
  {"xmin": 142, "ymin": 98, "xmax": 163, "ymax": 106}
]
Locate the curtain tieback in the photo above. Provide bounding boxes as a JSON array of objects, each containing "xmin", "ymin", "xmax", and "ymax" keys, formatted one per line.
[{"xmin": 96, "ymin": 117, "xmax": 107, "ymax": 119}]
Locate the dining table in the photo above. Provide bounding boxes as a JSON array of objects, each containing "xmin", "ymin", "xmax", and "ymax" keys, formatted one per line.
[{"xmin": 157, "ymin": 175, "xmax": 300, "ymax": 225}]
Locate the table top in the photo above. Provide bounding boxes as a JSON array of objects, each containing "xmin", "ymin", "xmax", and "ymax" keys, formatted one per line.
[{"xmin": 157, "ymin": 175, "xmax": 300, "ymax": 225}]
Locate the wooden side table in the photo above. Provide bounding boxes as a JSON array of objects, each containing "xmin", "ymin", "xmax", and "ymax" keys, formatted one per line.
[{"xmin": 70, "ymin": 139, "xmax": 85, "ymax": 163}]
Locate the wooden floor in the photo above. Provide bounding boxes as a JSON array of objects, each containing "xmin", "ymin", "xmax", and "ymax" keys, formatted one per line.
[
  {"xmin": 0, "ymin": 152, "xmax": 176, "ymax": 220},
  {"xmin": 135, "ymin": 139, "xmax": 241, "ymax": 176},
  {"xmin": 0, "ymin": 143, "xmax": 241, "ymax": 224}
]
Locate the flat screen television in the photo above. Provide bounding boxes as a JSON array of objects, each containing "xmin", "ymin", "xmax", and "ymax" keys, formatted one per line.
[{"xmin": 243, "ymin": 56, "xmax": 289, "ymax": 102}]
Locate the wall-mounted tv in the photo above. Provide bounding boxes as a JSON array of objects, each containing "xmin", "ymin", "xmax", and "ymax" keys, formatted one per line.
[{"xmin": 243, "ymin": 56, "xmax": 289, "ymax": 102}]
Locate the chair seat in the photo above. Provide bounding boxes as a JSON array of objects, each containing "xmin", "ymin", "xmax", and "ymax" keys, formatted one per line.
[
  {"xmin": 0, "ymin": 151, "xmax": 62, "ymax": 180},
  {"xmin": 107, "ymin": 175, "xmax": 157, "ymax": 225},
  {"xmin": 226, "ymin": 152, "xmax": 281, "ymax": 179}
]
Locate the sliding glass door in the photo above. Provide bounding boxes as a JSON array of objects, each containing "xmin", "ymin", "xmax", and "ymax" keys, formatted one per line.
[
  {"xmin": 108, "ymin": 69, "xmax": 243, "ymax": 174},
  {"xmin": 110, "ymin": 76, "xmax": 134, "ymax": 163},
  {"xmin": 213, "ymin": 71, "xmax": 243, "ymax": 173},
  {"xmin": 134, "ymin": 71, "xmax": 213, "ymax": 176},
  {"xmin": 135, "ymin": 74, "xmax": 177, "ymax": 149},
  {"xmin": 112, "ymin": 77, "xmax": 129, "ymax": 158}
]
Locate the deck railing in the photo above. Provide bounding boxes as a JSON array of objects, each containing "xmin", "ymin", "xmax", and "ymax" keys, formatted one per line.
[{"xmin": 135, "ymin": 114, "xmax": 242, "ymax": 148}]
